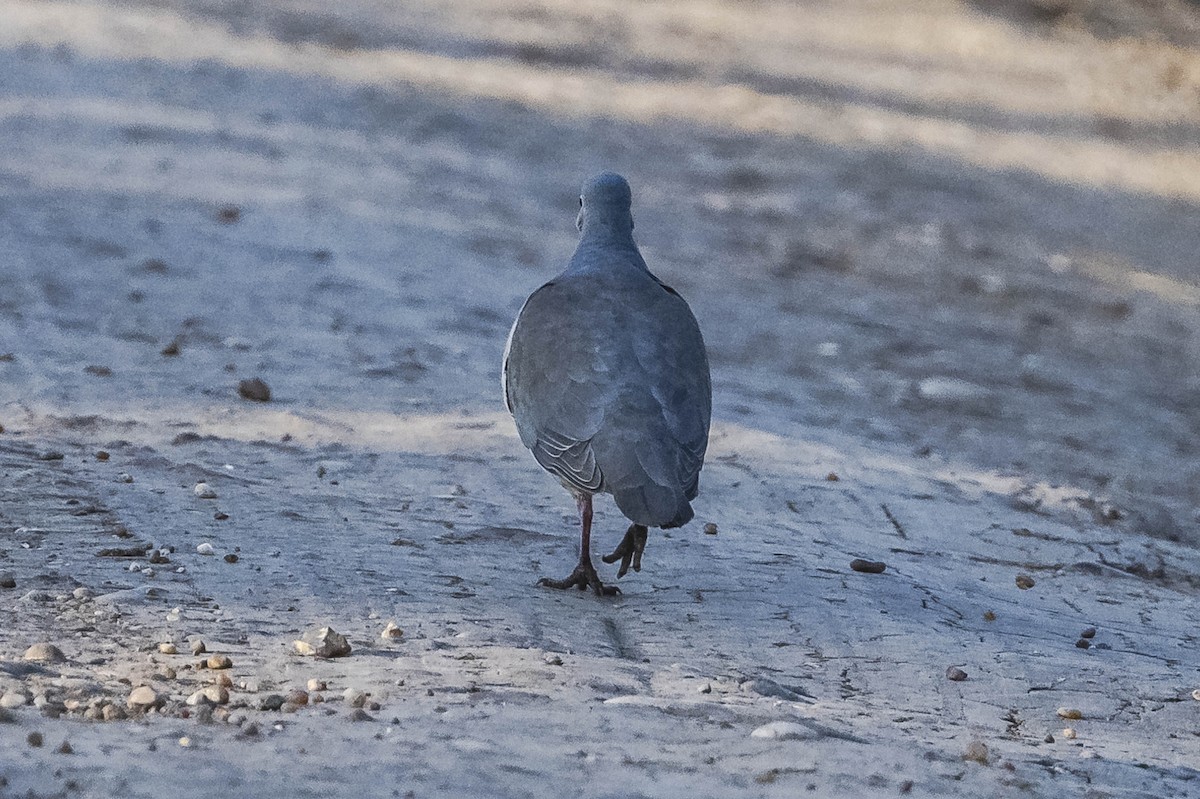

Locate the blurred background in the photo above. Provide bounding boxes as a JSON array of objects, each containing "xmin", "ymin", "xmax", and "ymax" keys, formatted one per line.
[{"xmin": 2, "ymin": 0, "xmax": 1199, "ymax": 544}]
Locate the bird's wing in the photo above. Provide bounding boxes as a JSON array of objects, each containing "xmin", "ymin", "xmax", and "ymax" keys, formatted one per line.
[{"xmin": 504, "ymin": 280, "xmax": 615, "ymax": 495}]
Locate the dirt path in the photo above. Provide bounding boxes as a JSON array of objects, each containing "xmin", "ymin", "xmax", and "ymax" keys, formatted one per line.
[{"xmin": 1, "ymin": 1, "xmax": 1199, "ymax": 796}]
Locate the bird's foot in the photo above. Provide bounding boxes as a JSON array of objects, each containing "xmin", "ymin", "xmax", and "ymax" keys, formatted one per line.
[
  {"xmin": 538, "ymin": 558, "xmax": 619, "ymax": 597},
  {"xmin": 601, "ymin": 523, "xmax": 648, "ymax": 578}
]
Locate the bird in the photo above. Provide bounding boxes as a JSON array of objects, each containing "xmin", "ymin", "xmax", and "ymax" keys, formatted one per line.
[{"xmin": 503, "ymin": 172, "xmax": 711, "ymax": 596}]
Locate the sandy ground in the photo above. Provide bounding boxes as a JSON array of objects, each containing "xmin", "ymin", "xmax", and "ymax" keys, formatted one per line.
[{"xmin": 1, "ymin": 0, "xmax": 1200, "ymax": 796}]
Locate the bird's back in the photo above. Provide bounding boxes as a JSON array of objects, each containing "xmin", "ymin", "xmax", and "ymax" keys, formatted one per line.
[{"xmin": 505, "ymin": 264, "xmax": 710, "ymax": 528}]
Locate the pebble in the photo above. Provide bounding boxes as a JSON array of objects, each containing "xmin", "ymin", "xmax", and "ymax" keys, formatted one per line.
[
  {"xmin": 1075, "ymin": 639, "xmax": 1091, "ymax": 649},
  {"xmin": 116, "ymin": 473, "xmax": 133, "ymax": 483},
  {"xmin": 286, "ymin": 690, "xmax": 309, "ymax": 706},
  {"xmin": 96, "ymin": 451, "xmax": 110, "ymax": 461},
  {"xmin": 57, "ymin": 740, "xmax": 73, "ymax": 754},
  {"xmin": 299, "ymin": 627, "xmax": 352, "ymax": 658},
  {"xmin": 206, "ymin": 655, "xmax": 233, "ymax": 670},
  {"xmin": 703, "ymin": 522, "xmax": 718, "ymax": 535},
  {"xmin": 749, "ymin": 721, "xmax": 815, "ymax": 741},
  {"xmin": 1080, "ymin": 627, "xmax": 1096, "ymax": 639},
  {"xmin": 223, "ymin": 554, "xmax": 238, "ymax": 564},
  {"xmin": 188, "ymin": 686, "xmax": 228, "ymax": 706},
  {"xmin": 178, "ymin": 736, "xmax": 192, "ymax": 748},
  {"xmin": 962, "ymin": 740, "xmax": 989, "ymax": 765},
  {"xmin": 159, "ymin": 643, "xmax": 178, "ymax": 655},
  {"xmin": 1015, "ymin": 574, "xmax": 1036, "ymax": 590},
  {"xmin": 216, "ymin": 673, "xmax": 233, "ymax": 688},
  {"xmin": 258, "ymin": 695, "xmax": 286, "ymax": 712},
  {"xmin": 27, "ymin": 731, "xmax": 43, "ymax": 748},
  {"xmin": 127, "ymin": 686, "xmax": 157, "ymax": 708},
  {"xmin": 343, "ymin": 688, "xmax": 367, "ymax": 708},
  {"xmin": 102, "ymin": 703, "xmax": 126, "ymax": 721},
  {"xmin": 1062, "ymin": 727, "xmax": 1077, "ymax": 740},
  {"xmin": 1044, "ymin": 734, "xmax": 1055, "ymax": 743},
  {"xmin": 23, "ymin": 643, "xmax": 66, "ymax": 663},
  {"xmin": 196, "ymin": 542, "xmax": 215, "ymax": 555},
  {"xmin": 543, "ymin": 653, "xmax": 563, "ymax": 666},
  {"xmin": 194, "ymin": 483, "xmax": 218, "ymax": 499},
  {"xmin": 849, "ymin": 559, "xmax": 886, "ymax": 574},
  {"xmin": 191, "ymin": 640, "xmax": 207, "ymax": 656},
  {"xmin": 1, "ymin": 691, "xmax": 30, "ymax": 709},
  {"xmin": 381, "ymin": 621, "xmax": 404, "ymax": 640},
  {"xmin": 307, "ymin": 679, "xmax": 326, "ymax": 692},
  {"xmin": 1191, "ymin": 689, "xmax": 1200, "ymax": 702},
  {"xmin": 72, "ymin": 587, "xmax": 92, "ymax": 600},
  {"xmin": 293, "ymin": 641, "xmax": 316, "ymax": 656},
  {"xmin": 238, "ymin": 378, "xmax": 271, "ymax": 402},
  {"xmin": 698, "ymin": 683, "xmax": 712, "ymax": 694},
  {"xmin": 349, "ymin": 708, "xmax": 375, "ymax": 722},
  {"xmin": 0, "ymin": 574, "xmax": 15, "ymax": 589},
  {"xmin": 1057, "ymin": 707, "xmax": 1083, "ymax": 720},
  {"xmin": 946, "ymin": 666, "xmax": 968, "ymax": 682}
]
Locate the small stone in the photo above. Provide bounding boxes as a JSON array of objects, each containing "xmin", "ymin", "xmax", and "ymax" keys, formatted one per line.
[
  {"xmin": 23, "ymin": 643, "xmax": 66, "ymax": 663},
  {"xmin": 214, "ymin": 512, "xmax": 230, "ymax": 521},
  {"xmin": 96, "ymin": 451, "xmax": 110, "ymax": 461},
  {"xmin": 238, "ymin": 378, "xmax": 271, "ymax": 402},
  {"xmin": 217, "ymin": 205, "xmax": 241, "ymax": 224},
  {"xmin": 349, "ymin": 708, "xmax": 375, "ymax": 722},
  {"xmin": 191, "ymin": 640, "xmax": 207, "ymax": 655},
  {"xmin": 749, "ymin": 721, "xmax": 814, "ymax": 741},
  {"xmin": 1044, "ymin": 734, "xmax": 1055, "ymax": 743},
  {"xmin": 381, "ymin": 621, "xmax": 403, "ymax": 640},
  {"xmin": 159, "ymin": 643, "xmax": 178, "ymax": 655},
  {"xmin": 963, "ymin": 740, "xmax": 989, "ymax": 764},
  {"xmin": 1191, "ymin": 689, "xmax": 1200, "ymax": 702},
  {"xmin": 194, "ymin": 483, "xmax": 218, "ymax": 499},
  {"xmin": 1056, "ymin": 707, "xmax": 1083, "ymax": 720},
  {"xmin": 178, "ymin": 736, "xmax": 192, "ymax": 748},
  {"xmin": 1075, "ymin": 638, "xmax": 1090, "ymax": 649},
  {"xmin": 1080, "ymin": 627, "xmax": 1096, "ymax": 639},
  {"xmin": 203, "ymin": 686, "xmax": 229, "ymax": 705},
  {"xmin": 293, "ymin": 640, "xmax": 315, "ymax": 656},
  {"xmin": 308, "ymin": 627, "xmax": 352, "ymax": 658},
  {"xmin": 196, "ymin": 543, "xmax": 215, "ymax": 555},
  {"xmin": 1015, "ymin": 574, "xmax": 1036, "ymax": 590},
  {"xmin": 116, "ymin": 473, "xmax": 133, "ymax": 483},
  {"xmin": 946, "ymin": 666, "xmax": 968, "ymax": 682},
  {"xmin": 825, "ymin": 472, "xmax": 839, "ymax": 481},
  {"xmin": 343, "ymin": 688, "xmax": 367, "ymax": 708},
  {"xmin": 307, "ymin": 679, "xmax": 326, "ymax": 692},
  {"xmin": 223, "ymin": 554, "xmax": 238, "ymax": 564},
  {"xmin": 127, "ymin": 686, "xmax": 157, "ymax": 708},
  {"xmin": 215, "ymin": 673, "xmax": 233, "ymax": 688},
  {"xmin": 1062, "ymin": 727, "xmax": 1077, "ymax": 739},
  {"xmin": 73, "ymin": 587, "xmax": 92, "ymax": 599},
  {"xmin": 258, "ymin": 694, "xmax": 286, "ymax": 712},
  {"xmin": 310, "ymin": 693, "xmax": 324, "ymax": 704},
  {"xmin": 57, "ymin": 740, "xmax": 74, "ymax": 755},
  {"xmin": 849, "ymin": 559, "xmax": 886, "ymax": 574},
  {"xmin": 286, "ymin": 690, "xmax": 309, "ymax": 706},
  {"xmin": 543, "ymin": 653, "xmax": 563, "ymax": 666},
  {"xmin": 1, "ymin": 691, "xmax": 30, "ymax": 709},
  {"xmin": 27, "ymin": 731, "xmax": 43, "ymax": 748},
  {"xmin": 982, "ymin": 610, "xmax": 996, "ymax": 622},
  {"xmin": 160, "ymin": 338, "xmax": 181, "ymax": 357},
  {"xmin": 703, "ymin": 522, "xmax": 718, "ymax": 535},
  {"xmin": 0, "ymin": 574, "xmax": 15, "ymax": 589},
  {"xmin": 39, "ymin": 451, "xmax": 65, "ymax": 461},
  {"xmin": 102, "ymin": 704, "xmax": 126, "ymax": 721},
  {"xmin": 206, "ymin": 655, "xmax": 232, "ymax": 670},
  {"xmin": 698, "ymin": 683, "xmax": 712, "ymax": 694}
]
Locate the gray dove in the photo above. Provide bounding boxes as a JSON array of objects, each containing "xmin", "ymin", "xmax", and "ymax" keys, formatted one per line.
[{"xmin": 503, "ymin": 172, "xmax": 711, "ymax": 596}]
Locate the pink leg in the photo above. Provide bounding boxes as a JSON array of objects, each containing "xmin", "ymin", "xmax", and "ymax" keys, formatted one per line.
[{"xmin": 537, "ymin": 494, "xmax": 619, "ymax": 596}]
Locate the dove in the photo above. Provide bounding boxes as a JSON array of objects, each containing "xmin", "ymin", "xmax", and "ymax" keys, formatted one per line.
[{"xmin": 503, "ymin": 172, "xmax": 711, "ymax": 595}]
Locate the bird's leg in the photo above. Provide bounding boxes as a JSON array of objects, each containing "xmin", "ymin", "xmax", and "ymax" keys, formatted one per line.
[
  {"xmin": 538, "ymin": 494, "xmax": 619, "ymax": 596},
  {"xmin": 601, "ymin": 523, "xmax": 648, "ymax": 578}
]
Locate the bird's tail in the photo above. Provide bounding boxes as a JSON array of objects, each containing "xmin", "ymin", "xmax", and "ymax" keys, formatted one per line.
[{"xmin": 612, "ymin": 483, "xmax": 693, "ymax": 529}]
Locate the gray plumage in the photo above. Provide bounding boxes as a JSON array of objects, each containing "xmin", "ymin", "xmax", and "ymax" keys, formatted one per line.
[{"xmin": 504, "ymin": 173, "xmax": 711, "ymax": 587}]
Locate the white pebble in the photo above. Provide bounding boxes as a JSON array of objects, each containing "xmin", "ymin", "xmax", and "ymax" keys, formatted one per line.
[
  {"xmin": 116, "ymin": 473, "xmax": 134, "ymax": 483},
  {"xmin": 196, "ymin": 543, "xmax": 215, "ymax": 556},
  {"xmin": 750, "ymin": 721, "xmax": 815, "ymax": 740},
  {"xmin": 193, "ymin": 483, "xmax": 218, "ymax": 499}
]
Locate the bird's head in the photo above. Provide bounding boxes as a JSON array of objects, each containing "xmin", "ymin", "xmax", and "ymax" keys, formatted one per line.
[{"xmin": 577, "ymin": 171, "xmax": 634, "ymax": 235}]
